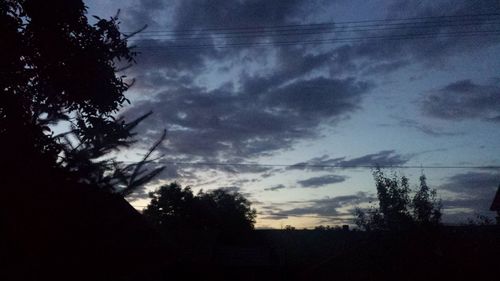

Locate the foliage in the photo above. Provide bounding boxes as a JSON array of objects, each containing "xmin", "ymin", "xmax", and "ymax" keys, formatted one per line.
[
  {"xmin": 143, "ymin": 183, "xmax": 257, "ymax": 238},
  {"xmin": 0, "ymin": 0, "xmax": 160, "ymax": 195},
  {"xmin": 466, "ymin": 214, "xmax": 494, "ymax": 226},
  {"xmin": 412, "ymin": 174, "xmax": 442, "ymax": 225},
  {"xmin": 355, "ymin": 168, "xmax": 442, "ymax": 231}
]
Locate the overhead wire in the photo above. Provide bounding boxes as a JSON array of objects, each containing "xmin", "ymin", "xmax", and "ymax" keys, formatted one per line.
[
  {"xmin": 127, "ymin": 21, "xmax": 500, "ymax": 41},
  {"xmin": 131, "ymin": 21, "xmax": 500, "ymax": 38},
  {"xmin": 124, "ymin": 13, "xmax": 500, "ymax": 50},
  {"xmin": 148, "ymin": 161, "xmax": 500, "ymax": 170},
  {"xmin": 131, "ymin": 30, "xmax": 500, "ymax": 50},
  {"xmin": 123, "ymin": 12, "xmax": 500, "ymax": 34}
]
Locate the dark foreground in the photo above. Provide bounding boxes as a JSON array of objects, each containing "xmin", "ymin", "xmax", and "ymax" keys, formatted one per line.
[
  {"xmin": 163, "ymin": 227, "xmax": 500, "ymax": 281},
  {"xmin": 3, "ymin": 185, "xmax": 499, "ymax": 281}
]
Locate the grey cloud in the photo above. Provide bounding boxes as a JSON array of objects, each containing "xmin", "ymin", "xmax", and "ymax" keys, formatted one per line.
[
  {"xmin": 262, "ymin": 192, "xmax": 374, "ymax": 219},
  {"xmin": 361, "ymin": 60, "xmax": 410, "ymax": 76},
  {"xmin": 126, "ymin": 186, "xmax": 150, "ymax": 202},
  {"xmin": 124, "ymin": 76, "xmax": 370, "ymax": 161},
  {"xmin": 440, "ymin": 171, "xmax": 500, "ymax": 196},
  {"xmin": 121, "ymin": 0, "xmax": 500, "ymax": 91},
  {"xmin": 173, "ymin": 0, "xmax": 304, "ymax": 42},
  {"xmin": 328, "ymin": 0, "xmax": 500, "ymax": 75},
  {"xmin": 287, "ymin": 154, "xmax": 345, "ymax": 171},
  {"xmin": 439, "ymin": 171, "xmax": 499, "ymax": 220},
  {"xmin": 390, "ymin": 117, "xmax": 463, "ymax": 137},
  {"xmin": 441, "ymin": 197, "xmax": 494, "ymax": 212},
  {"xmin": 219, "ymin": 186, "xmax": 241, "ymax": 194},
  {"xmin": 289, "ymin": 150, "xmax": 410, "ymax": 171},
  {"xmin": 241, "ymin": 48, "xmax": 335, "ymax": 95},
  {"xmin": 259, "ymin": 215, "xmax": 289, "ymax": 221},
  {"xmin": 267, "ymin": 77, "xmax": 369, "ymax": 117},
  {"xmin": 421, "ymin": 79, "xmax": 500, "ymax": 122},
  {"xmin": 123, "ymin": 0, "xmax": 325, "ymax": 89},
  {"xmin": 337, "ymin": 150, "xmax": 409, "ymax": 167},
  {"xmin": 297, "ymin": 175, "xmax": 347, "ymax": 188},
  {"xmin": 264, "ymin": 184, "xmax": 286, "ymax": 192}
]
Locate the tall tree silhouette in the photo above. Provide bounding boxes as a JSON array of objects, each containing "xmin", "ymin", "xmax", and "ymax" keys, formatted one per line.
[
  {"xmin": 412, "ymin": 174, "xmax": 442, "ymax": 226},
  {"xmin": 0, "ymin": 0, "xmax": 160, "ymax": 195},
  {"xmin": 1, "ymin": 2, "xmax": 164, "ymax": 280}
]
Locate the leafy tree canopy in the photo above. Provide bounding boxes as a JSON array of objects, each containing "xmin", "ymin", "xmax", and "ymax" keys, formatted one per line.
[
  {"xmin": 355, "ymin": 168, "xmax": 442, "ymax": 231},
  {"xmin": 0, "ymin": 0, "xmax": 160, "ymax": 195},
  {"xmin": 143, "ymin": 183, "xmax": 257, "ymax": 239}
]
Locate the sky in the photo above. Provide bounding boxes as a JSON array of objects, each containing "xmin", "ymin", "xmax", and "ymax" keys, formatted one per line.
[{"xmin": 84, "ymin": 0, "xmax": 500, "ymax": 228}]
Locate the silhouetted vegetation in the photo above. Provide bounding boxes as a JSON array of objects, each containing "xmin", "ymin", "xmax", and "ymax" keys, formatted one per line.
[
  {"xmin": 144, "ymin": 183, "xmax": 256, "ymax": 245},
  {"xmin": 1, "ymin": 1, "xmax": 162, "ymax": 280},
  {"xmin": 0, "ymin": 0, "xmax": 161, "ymax": 196},
  {"xmin": 355, "ymin": 168, "xmax": 442, "ymax": 231},
  {"xmin": 2, "ymin": 2, "xmax": 499, "ymax": 281}
]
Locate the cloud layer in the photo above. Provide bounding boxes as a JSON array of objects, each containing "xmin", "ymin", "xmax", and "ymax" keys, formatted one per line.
[
  {"xmin": 422, "ymin": 79, "xmax": 500, "ymax": 122},
  {"xmin": 260, "ymin": 192, "xmax": 374, "ymax": 221},
  {"xmin": 105, "ymin": 0, "xmax": 500, "ymax": 226},
  {"xmin": 297, "ymin": 175, "xmax": 348, "ymax": 188}
]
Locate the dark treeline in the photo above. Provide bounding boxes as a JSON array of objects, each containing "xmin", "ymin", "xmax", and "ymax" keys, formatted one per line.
[{"xmin": 1, "ymin": 1, "xmax": 499, "ymax": 281}]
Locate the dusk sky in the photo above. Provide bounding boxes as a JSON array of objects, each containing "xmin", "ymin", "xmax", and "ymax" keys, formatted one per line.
[{"xmin": 85, "ymin": 0, "xmax": 500, "ymax": 228}]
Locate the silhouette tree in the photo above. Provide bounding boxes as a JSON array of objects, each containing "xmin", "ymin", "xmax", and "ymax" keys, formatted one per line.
[
  {"xmin": 144, "ymin": 183, "xmax": 257, "ymax": 241},
  {"xmin": 1, "ymin": 2, "xmax": 166, "ymax": 280},
  {"xmin": 0, "ymin": 0, "xmax": 160, "ymax": 196},
  {"xmin": 412, "ymin": 174, "xmax": 442, "ymax": 226},
  {"xmin": 143, "ymin": 182, "xmax": 197, "ymax": 230},
  {"xmin": 355, "ymin": 168, "xmax": 441, "ymax": 231}
]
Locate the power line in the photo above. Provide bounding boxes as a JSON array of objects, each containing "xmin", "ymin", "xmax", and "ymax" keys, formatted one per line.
[
  {"xmin": 157, "ymin": 161, "xmax": 500, "ymax": 170},
  {"xmin": 132, "ymin": 30, "xmax": 500, "ymax": 50},
  {"xmin": 124, "ymin": 13, "xmax": 500, "ymax": 34},
  {"xmin": 128, "ymin": 20, "xmax": 500, "ymax": 41},
  {"xmin": 131, "ymin": 19, "xmax": 500, "ymax": 37}
]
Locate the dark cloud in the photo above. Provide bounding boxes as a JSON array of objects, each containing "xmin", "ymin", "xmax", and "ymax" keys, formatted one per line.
[
  {"xmin": 240, "ymin": 48, "xmax": 335, "ymax": 94},
  {"xmin": 122, "ymin": 0, "xmax": 328, "ymax": 92},
  {"xmin": 121, "ymin": 0, "xmax": 169, "ymax": 30},
  {"xmin": 120, "ymin": 0, "xmax": 500, "ymax": 91},
  {"xmin": 264, "ymin": 184, "xmax": 286, "ymax": 192},
  {"xmin": 326, "ymin": 0, "xmax": 500, "ymax": 76},
  {"xmin": 124, "ymin": 76, "xmax": 370, "ymax": 161},
  {"xmin": 385, "ymin": 117, "xmax": 463, "ymax": 137},
  {"xmin": 286, "ymin": 150, "xmax": 413, "ymax": 171},
  {"xmin": 441, "ymin": 197, "xmax": 494, "ymax": 213},
  {"xmin": 361, "ymin": 60, "xmax": 410, "ymax": 76},
  {"xmin": 337, "ymin": 150, "xmax": 409, "ymax": 167},
  {"xmin": 288, "ymin": 150, "xmax": 411, "ymax": 171},
  {"xmin": 440, "ymin": 171, "xmax": 500, "ymax": 196},
  {"xmin": 438, "ymin": 171, "xmax": 500, "ymax": 221},
  {"xmin": 297, "ymin": 175, "xmax": 347, "ymax": 188},
  {"xmin": 126, "ymin": 186, "xmax": 149, "ymax": 202},
  {"xmin": 287, "ymin": 154, "xmax": 345, "ymax": 171},
  {"xmin": 111, "ymin": 0, "xmax": 500, "ymax": 198},
  {"xmin": 173, "ymin": 0, "xmax": 304, "ymax": 34},
  {"xmin": 219, "ymin": 186, "xmax": 242, "ymax": 194},
  {"xmin": 262, "ymin": 192, "xmax": 374, "ymax": 219},
  {"xmin": 421, "ymin": 79, "xmax": 500, "ymax": 122}
]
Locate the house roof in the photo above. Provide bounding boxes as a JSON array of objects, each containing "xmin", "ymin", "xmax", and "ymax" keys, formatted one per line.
[{"xmin": 490, "ymin": 185, "xmax": 500, "ymax": 211}]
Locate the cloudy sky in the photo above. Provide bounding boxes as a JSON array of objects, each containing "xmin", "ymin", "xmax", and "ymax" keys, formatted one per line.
[{"xmin": 85, "ymin": 0, "xmax": 500, "ymax": 228}]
